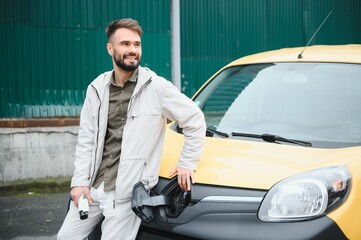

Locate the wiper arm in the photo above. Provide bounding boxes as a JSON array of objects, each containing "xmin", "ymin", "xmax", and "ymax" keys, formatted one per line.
[
  {"xmin": 206, "ymin": 128, "xmax": 229, "ymax": 138},
  {"xmin": 231, "ymin": 132, "xmax": 312, "ymax": 147},
  {"xmin": 262, "ymin": 134, "xmax": 312, "ymax": 147}
]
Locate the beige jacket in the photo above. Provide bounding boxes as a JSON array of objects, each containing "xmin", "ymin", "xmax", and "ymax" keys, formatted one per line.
[{"xmin": 71, "ymin": 66, "xmax": 206, "ymax": 201}]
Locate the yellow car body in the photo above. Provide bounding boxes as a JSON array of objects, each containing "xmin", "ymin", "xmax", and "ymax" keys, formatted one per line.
[
  {"xmin": 136, "ymin": 45, "xmax": 361, "ymax": 240},
  {"xmin": 159, "ymin": 126, "xmax": 361, "ymax": 239}
]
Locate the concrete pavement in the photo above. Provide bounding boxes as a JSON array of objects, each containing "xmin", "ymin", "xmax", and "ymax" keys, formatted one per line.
[{"xmin": 0, "ymin": 192, "xmax": 69, "ymax": 240}]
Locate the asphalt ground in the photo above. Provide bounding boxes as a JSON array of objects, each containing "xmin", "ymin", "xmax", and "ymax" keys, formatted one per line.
[{"xmin": 0, "ymin": 191, "xmax": 69, "ymax": 240}]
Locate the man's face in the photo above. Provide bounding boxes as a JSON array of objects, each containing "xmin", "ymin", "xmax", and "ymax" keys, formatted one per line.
[{"xmin": 107, "ymin": 28, "xmax": 142, "ymax": 72}]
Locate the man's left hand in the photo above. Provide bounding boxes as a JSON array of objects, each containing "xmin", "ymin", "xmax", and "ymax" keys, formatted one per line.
[{"xmin": 169, "ymin": 167, "xmax": 195, "ymax": 192}]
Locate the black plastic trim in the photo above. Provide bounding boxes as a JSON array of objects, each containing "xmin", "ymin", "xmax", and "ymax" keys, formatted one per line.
[{"xmin": 137, "ymin": 214, "xmax": 347, "ymax": 240}]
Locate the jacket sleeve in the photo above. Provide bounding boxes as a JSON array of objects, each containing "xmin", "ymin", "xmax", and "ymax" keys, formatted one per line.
[
  {"xmin": 71, "ymin": 85, "xmax": 95, "ymax": 187},
  {"xmin": 160, "ymin": 79, "xmax": 206, "ymax": 170}
]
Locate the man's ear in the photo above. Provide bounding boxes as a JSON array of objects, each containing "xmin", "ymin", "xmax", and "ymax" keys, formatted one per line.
[{"xmin": 106, "ymin": 42, "xmax": 113, "ymax": 56}]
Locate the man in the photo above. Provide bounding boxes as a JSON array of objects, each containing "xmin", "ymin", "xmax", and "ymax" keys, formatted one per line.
[{"xmin": 57, "ymin": 18, "xmax": 205, "ymax": 240}]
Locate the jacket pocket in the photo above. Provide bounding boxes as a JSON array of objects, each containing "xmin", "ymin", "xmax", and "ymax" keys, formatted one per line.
[
  {"xmin": 116, "ymin": 156, "xmax": 149, "ymax": 200},
  {"xmin": 122, "ymin": 108, "xmax": 165, "ymax": 157}
]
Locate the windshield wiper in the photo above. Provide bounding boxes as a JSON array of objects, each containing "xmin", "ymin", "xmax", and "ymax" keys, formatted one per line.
[
  {"xmin": 231, "ymin": 132, "xmax": 312, "ymax": 147},
  {"xmin": 206, "ymin": 128, "xmax": 229, "ymax": 138}
]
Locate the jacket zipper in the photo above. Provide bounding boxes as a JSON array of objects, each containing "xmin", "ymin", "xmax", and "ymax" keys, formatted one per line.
[{"xmin": 90, "ymin": 85, "xmax": 101, "ymax": 185}]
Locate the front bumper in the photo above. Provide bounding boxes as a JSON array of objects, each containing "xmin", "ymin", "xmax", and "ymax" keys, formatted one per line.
[
  {"xmin": 137, "ymin": 213, "xmax": 347, "ymax": 240},
  {"xmin": 135, "ymin": 178, "xmax": 347, "ymax": 240}
]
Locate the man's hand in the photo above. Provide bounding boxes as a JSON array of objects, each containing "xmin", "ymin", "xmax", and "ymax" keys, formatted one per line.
[
  {"xmin": 70, "ymin": 186, "xmax": 92, "ymax": 207},
  {"xmin": 169, "ymin": 167, "xmax": 196, "ymax": 192}
]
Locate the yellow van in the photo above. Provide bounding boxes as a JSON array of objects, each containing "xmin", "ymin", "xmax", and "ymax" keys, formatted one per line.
[{"xmin": 132, "ymin": 45, "xmax": 361, "ymax": 240}]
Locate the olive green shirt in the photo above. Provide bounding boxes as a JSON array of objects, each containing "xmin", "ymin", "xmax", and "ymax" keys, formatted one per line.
[{"xmin": 92, "ymin": 69, "xmax": 138, "ymax": 191}]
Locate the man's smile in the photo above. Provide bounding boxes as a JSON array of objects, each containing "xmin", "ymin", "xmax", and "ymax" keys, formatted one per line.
[{"xmin": 124, "ymin": 54, "xmax": 138, "ymax": 61}]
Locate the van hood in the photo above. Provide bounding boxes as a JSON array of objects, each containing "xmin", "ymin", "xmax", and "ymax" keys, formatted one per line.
[{"xmin": 159, "ymin": 128, "xmax": 361, "ymax": 190}]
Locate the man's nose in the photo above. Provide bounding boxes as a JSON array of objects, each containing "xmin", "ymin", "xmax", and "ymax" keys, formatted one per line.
[{"xmin": 128, "ymin": 44, "xmax": 138, "ymax": 52}]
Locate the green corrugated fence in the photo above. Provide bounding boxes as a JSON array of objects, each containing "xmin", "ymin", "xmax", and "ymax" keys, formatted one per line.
[{"xmin": 0, "ymin": 0, "xmax": 360, "ymax": 118}]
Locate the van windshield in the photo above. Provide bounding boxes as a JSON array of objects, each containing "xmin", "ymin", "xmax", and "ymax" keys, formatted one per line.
[{"xmin": 194, "ymin": 63, "xmax": 361, "ymax": 147}]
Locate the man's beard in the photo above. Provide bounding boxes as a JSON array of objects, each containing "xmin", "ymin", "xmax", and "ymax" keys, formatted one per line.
[{"xmin": 114, "ymin": 52, "xmax": 140, "ymax": 72}]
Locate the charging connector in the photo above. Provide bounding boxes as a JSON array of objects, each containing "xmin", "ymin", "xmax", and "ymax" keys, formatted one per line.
[{"xmin": 78, "ymin": 194, "xmax": 89, "ymax": 220}]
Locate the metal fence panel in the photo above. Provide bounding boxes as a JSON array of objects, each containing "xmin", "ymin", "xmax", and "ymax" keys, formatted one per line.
[
  {"xmin": 1, "ymin": 0, "xmax": 360, "ymax": 118},
  {"xmin": 180, "ymin": 0, "xmax": 361, "ymax": 97},
  {"xmin": 0, "ymin": 0, "xmax": 171, "ymax": 118}
]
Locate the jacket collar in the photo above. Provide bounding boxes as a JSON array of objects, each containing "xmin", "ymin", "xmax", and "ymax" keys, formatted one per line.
[
  {"xmin": 133, "ymin": 66, "xmax": 154, "ymax": 93},
  {"xmin": 138, "ymin": 66, "xmax": 154, "ymax": 83},
  {"xmin": 90, "ymin": 66, "xmax": 154, "ymax": 100},
  {"xmin": 93, "ymin": 66, "xmax": 153, "ymax": 87}
]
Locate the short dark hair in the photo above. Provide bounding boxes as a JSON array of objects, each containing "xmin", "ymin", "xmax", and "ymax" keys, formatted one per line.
[{"xmin": 105, "ymin": 18, "xmax": 143, "ymax": 41}]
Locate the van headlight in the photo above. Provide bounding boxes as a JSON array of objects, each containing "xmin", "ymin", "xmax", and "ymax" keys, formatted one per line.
[{"xmin": 258, "ymin": 166, "xmax": 351, "ymax": 222}]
